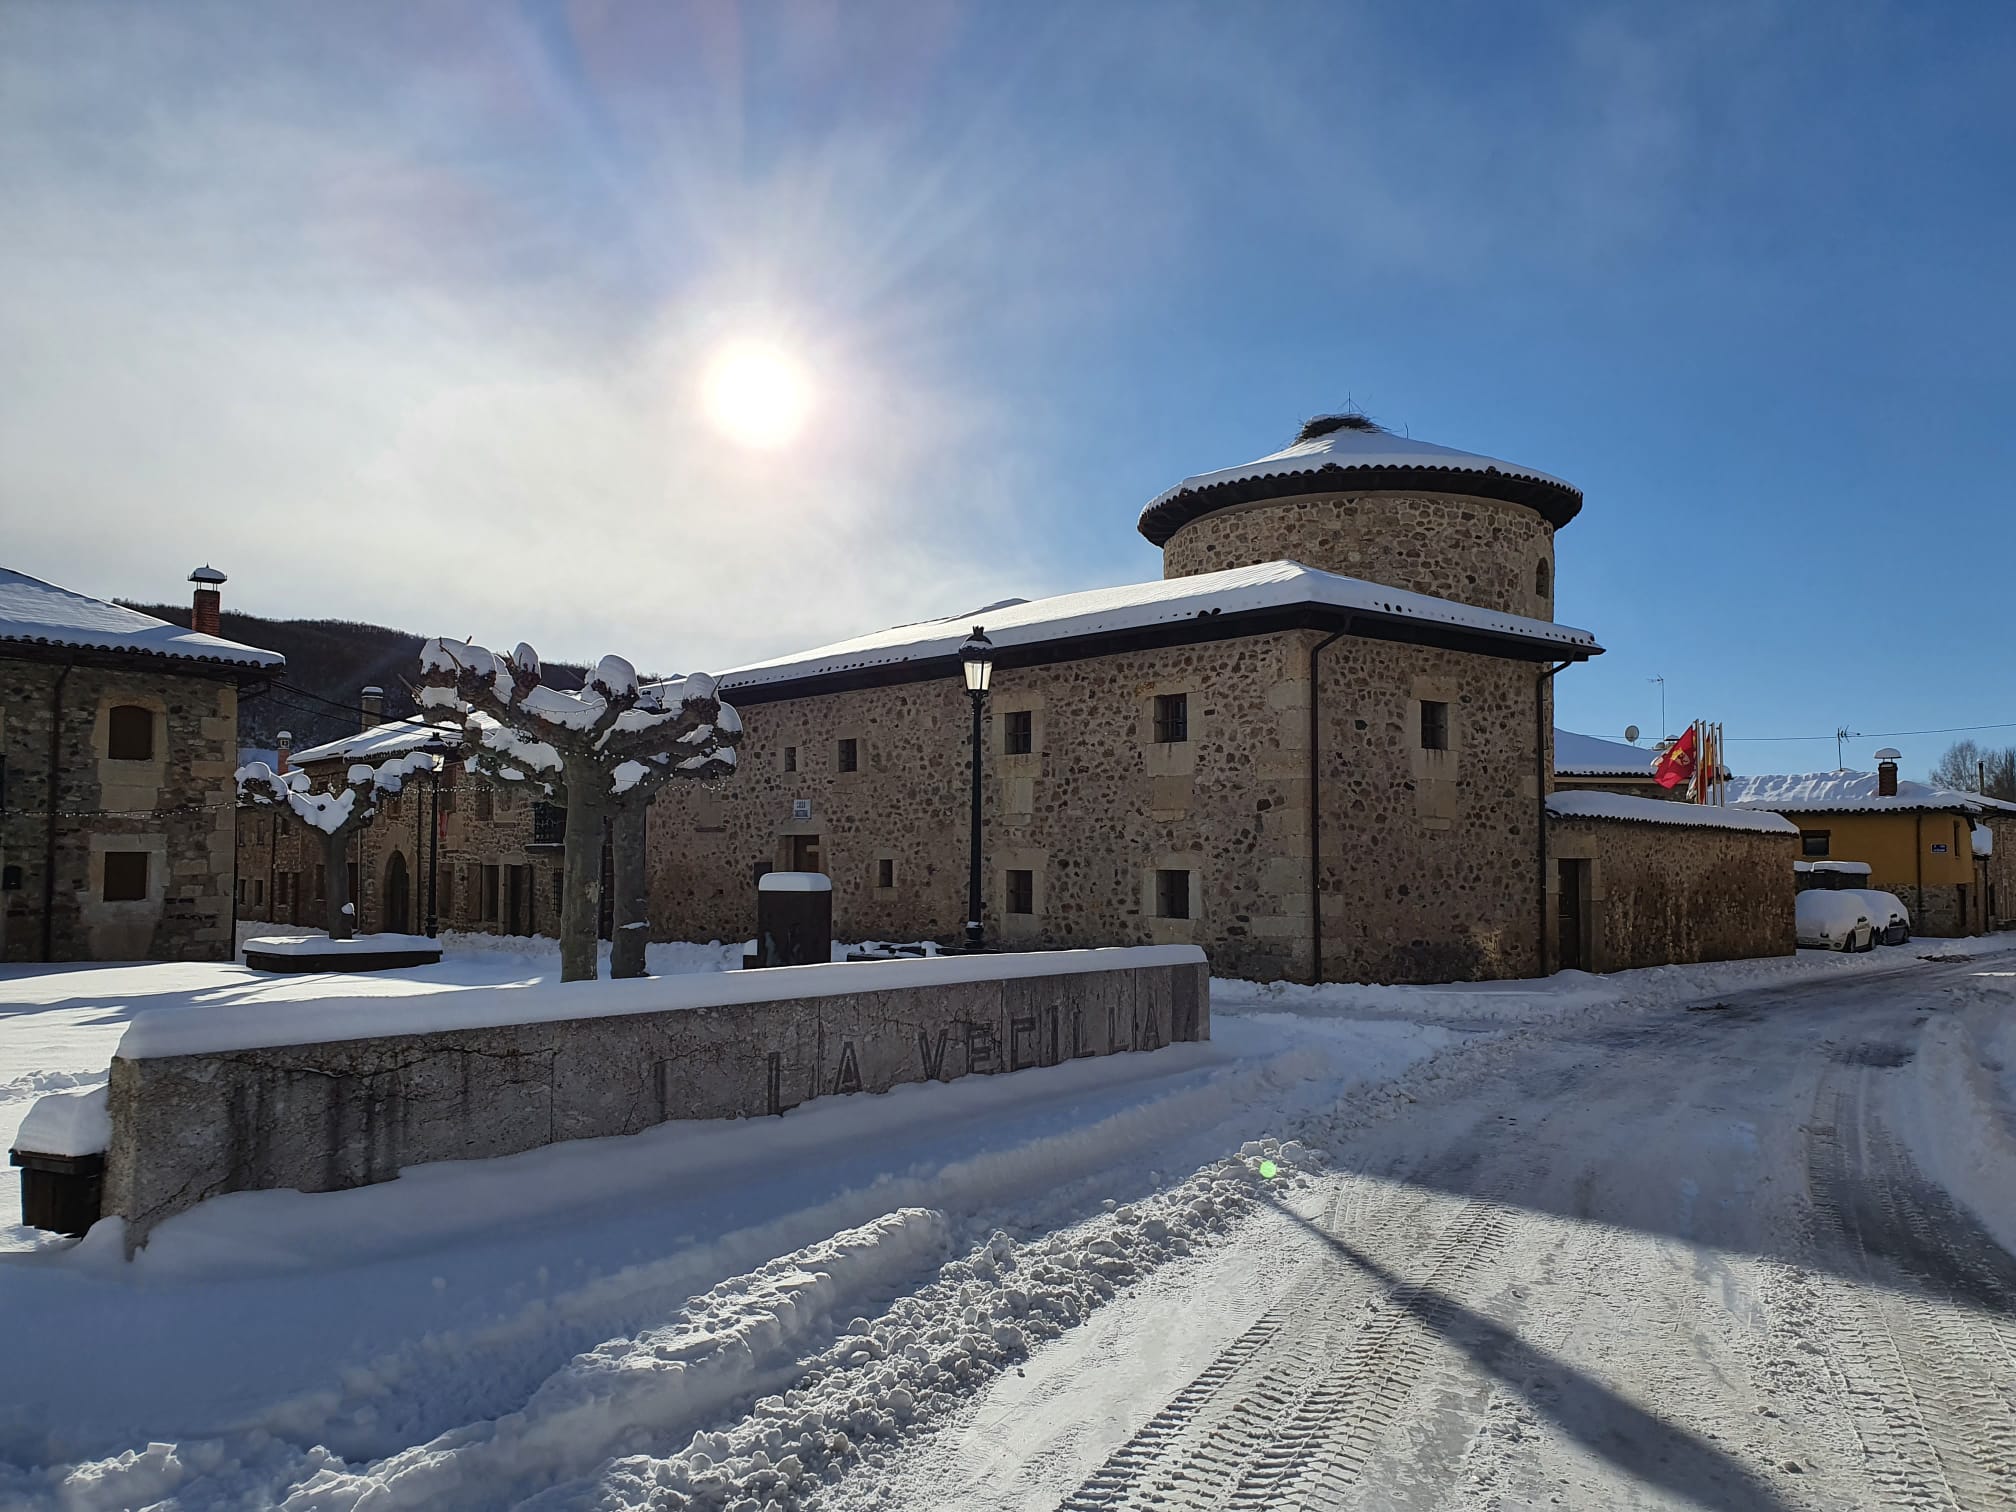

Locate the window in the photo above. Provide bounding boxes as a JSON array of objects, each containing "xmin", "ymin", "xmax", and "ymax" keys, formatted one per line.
[
  {"xmin": 532, "ymin": 800, "xmax": 566, "ymax": 848},
  {"xmin": 236, "ymin": 878, "xmax": 245, "ymax": 905},
  {"xmin": 1419, "ymin": 700, "xmax": 1450, "ymax": 752},
  {"xmin": 107, "ymin": 705, "xmax": 153, "ymax": 761},
  {"xmin": 313, "ymin": 864, "xmax": 326, "ymax": 902},
  {"xmin": 1007, "ymin": 868, "xmax": 1034, "ymax": 914},
  {"xmin": 1535, "ymin": 558, "xmax": 1552, "ymax": 599},
  {"xmin": 474, "ymin": 786, "xmax": 494, "ymax": 821},
  {"xmin": 252, "ymin": 877, "xmax": 265, "ymax": 908},
  {"xmin": 481, "ymin": 864, "xmax": 501, "ymax": 921},
  {"xmin": 1153, "ymin": 693, "xmax": 1189, "ymax": 745},
  {"xmin": 1155, "ymin": 868, "xmax": 1191, "ymax": 920},
  {"xmin": 1004, "ymin": 711, "xmax": 1034, "ymax": 756},
  {"xmin": 878, "ymin": 857, "xmax": 895, "ymax": 889},
  {"xmin": 104, "ymin": 850, "xmax": 148, "ymax": 902},
  {"xmin": 784, "ymin": 746, "xmax": 798, "ymax": 773},
  {"xmin": 837, "ymin": 738, "xmax": 859, "ymax": 773},
  {"xmin": 1800, "ymin": 831, "xmax": 1830, "ymax": 858}
]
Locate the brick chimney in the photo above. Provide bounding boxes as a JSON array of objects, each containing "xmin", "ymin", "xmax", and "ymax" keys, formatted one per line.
[
  {"xmin": 360, "ymin": 686, "xmax": 384, "ymax": 730},
  {"xmin": 276, "ymin": 730, "xmax": 292, "ymax": 775},
  {"xmin": 189, "ymin": 565, "xmax": 227, "ymax": 636},
  {"xmin": 1875, "ymin": 747, "xmax": 1901, "ymax": 798}
]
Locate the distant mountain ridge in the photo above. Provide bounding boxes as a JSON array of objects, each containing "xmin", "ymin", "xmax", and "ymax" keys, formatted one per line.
[{"xmin": 122, "ymin": 603, "xmax": 589, "ymax": 756}]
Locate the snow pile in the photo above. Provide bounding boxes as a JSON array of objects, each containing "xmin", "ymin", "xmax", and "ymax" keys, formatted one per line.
[
  {"xmin": 1547, "ymin": 790, "xmax": 1797, "ymax": 835},
  {"xmin": 1974, "ymin": 824, "xmax": 1994, "ymax": 857},
  {"xmin": 115, "ymin": 945, "xmax": 1207, "ymax": 1059},
  {"xmin": 13, "ymin": 1086, "xmax": 109, "ymax": 1157},
  {"xmin": 1897, "ymin": 977, "xmax": 2016, "ymax": 1258},
  {"xmin": 287, "ymin": 719, "xmax": 460, "ymax": 769},
  {"xmin": 242, "ymin": 934, "xmax": 440, "ymax": 957},
  {"xmin": 1795, "ymin": 891, "xmax": 1871, "ymax": 947}
]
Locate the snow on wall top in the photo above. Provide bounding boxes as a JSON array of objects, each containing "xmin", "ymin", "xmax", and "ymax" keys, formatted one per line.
[
  {"xmin": 716, "ymin": 559, "xmax": 1598, "ymax": 692},
  {"xmin": 0, "ymin": 566, "xmax": 283, "ymax": 670},
  {"xmin": 14, "ymin": 1085, "xmax": 110, "ymax": 1157},
  {"xmin": 1727, "ymin": 770, "xmax": 1987, "ymax": 814},
  {"xmin": 1546, "ymin": 790, "xmax": 1798, "ymax": 835},
  {"xmin": 289, "ymin": 718, "xmax": 461, "ymax": 767},
  {"xmin": 1554, "ymin": 728, "xmax": 1656, "ymax": 777},
  {"xmin": 115, "ymin": 944, "xmax": 1209, "ymax": 1059}
]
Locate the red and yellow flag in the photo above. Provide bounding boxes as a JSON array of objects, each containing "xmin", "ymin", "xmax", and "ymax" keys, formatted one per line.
[{"xmin": 1654, "ymin": 725, "xmax": 1699, "ymax": 790}]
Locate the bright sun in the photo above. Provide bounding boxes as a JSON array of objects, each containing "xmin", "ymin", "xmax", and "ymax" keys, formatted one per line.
[{"xmin": 701, "ymin": 342, "xmax": 813, "ymax": 450}]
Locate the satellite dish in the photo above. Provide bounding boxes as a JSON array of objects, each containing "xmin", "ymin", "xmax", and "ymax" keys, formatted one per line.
[{"xmin": 1624, "ymin": 725, "xmax": 1641, "ymax": 743}]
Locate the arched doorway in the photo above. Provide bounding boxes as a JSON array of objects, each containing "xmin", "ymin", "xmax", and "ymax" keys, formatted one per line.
[{"xmin": 384, "ymin": 851, "xmax": 411, "ymax": 935}]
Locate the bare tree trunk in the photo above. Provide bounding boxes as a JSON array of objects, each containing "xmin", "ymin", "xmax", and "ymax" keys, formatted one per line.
[
  {"xmin": 324, "ymin": 831, "xmax": 354, "ymax": 941},
  {"xmin": 559, "ymin": 769, "xmax": 607, "ymax": 982},
  {"xmin": 610, "ymin": 804, "xmax": 650, "ymax": 979}
]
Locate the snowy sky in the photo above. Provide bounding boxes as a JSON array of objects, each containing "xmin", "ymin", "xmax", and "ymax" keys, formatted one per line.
[{"xmin": 4, "ymin": 1, "xmax": 2013, "ymax": 781}]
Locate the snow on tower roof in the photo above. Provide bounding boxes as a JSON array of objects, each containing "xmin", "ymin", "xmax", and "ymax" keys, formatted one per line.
[
  {"xmin": 289, "ymin": 717, "xmax": 462, "ymax": 768},
  {"xmin": 1554, "ymin": 728, "xmax": 1656, "ymax": 778},
  {"xmin": 1138, "ymin": 417, "xmax": 1583, "ymax": 546},
  {"xmin": 1727, "ymin": 770, "xmax": 1987, "ymax": 815},
  {"xmin": 0, "ymin": 566, "xmax": 282, "ymax": 671},
  {"xmin": 714, "ymin": 558, "xmax": 1600, "ymax": 697}
]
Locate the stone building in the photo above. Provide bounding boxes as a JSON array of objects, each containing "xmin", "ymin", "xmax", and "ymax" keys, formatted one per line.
[
  {"xmin": 1, "ymin": 565, "xmax": 282, "ymax": 962},
  {"xmin": 646, "ymin": 416, "xmax": 1605, "ymax": 983},
  {"xmin": 1553, "ymin": 728, "xmax": 1671, "ymax": 799}
]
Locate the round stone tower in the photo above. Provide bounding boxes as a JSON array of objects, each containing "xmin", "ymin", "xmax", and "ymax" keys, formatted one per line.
[{"xmin": 1137, "ymin": 415, "xmax": 1582, "ymax": 619}]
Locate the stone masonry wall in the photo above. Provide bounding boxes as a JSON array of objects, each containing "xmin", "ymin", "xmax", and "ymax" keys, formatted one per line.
[
  {"xmin": 1548, "ymin": 816, "xmax": 1796, "ymax": 971},
  {"xmin": 105, "ymin": 949, "xmax": 1208, "ymax": 1250},
  {"xmin": 2, "ymin": 656, "xmax": 239, "ymax": 963},
  {"xmin": 1160, "ymin": 492, "xmax": 1556, "ymax": 619},
  {"xmin": 648, "ymin": 628, "xmax": 1552, "ymax": 985}
]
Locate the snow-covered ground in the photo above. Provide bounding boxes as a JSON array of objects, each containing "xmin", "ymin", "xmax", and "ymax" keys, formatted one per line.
[{"xmin": 1, "ymin": 934, "xmax": 2012, "ymax": 1509}]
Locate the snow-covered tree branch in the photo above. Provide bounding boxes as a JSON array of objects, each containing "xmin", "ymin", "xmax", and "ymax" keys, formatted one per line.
[{"xmin": 420, "ymin": 640, "xmax": 740, "ymax": 980}]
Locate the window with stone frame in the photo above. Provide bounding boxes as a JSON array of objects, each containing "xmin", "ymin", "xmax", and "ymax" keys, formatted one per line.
[
  {"xmin": 1535, "ymin": 558, "xmax": 1552, "ymax": 600},
  {"xmin": 1419, "ymin": 700, "xmax": 1450, "ymax": 752},
  {"xmin": 1007, "ymin": 868, "xmax": 1035, "ymax": 915},
  {"xmin": 837, "ymin": 738, "xmax": 859, "ymax": 773},
  {"xmin": 1004, "ymin": 710, "xmax": 1034, "ymax": 755},
  {"xmin": 103, "ymin": 850, "xmax": 148, "ymax": 902},
  {"xmin": 107, "ymin": 705, "xmax": 154, "ymax": 761},
  {"xmin": 784, "ymin": 746, "xmax": 798, "ymax": 773},
  {"xmin": 878, "ymin": 857, "xmax": 895, "ymax": 889},
  {"xmin": 531, "ymin": 800, "xmax": 566, "ymax": 848},
  {"xmin": 1800, "ymin": 831, "xmax": 1830, "ymax": 858},
  {"xmin": 1155, "ymin": 868, "xmax": 1191, "ymax": 920},
  {"xmin": 1153, "ymin": 693, "xmax": 1189, "ymax": 745},
  {"xmin": 481, "ymin": 864, "xmax": 501, "ymax": 921},
  {"xmin": 474, "ymin": 785, "xmax": 494, "ymax": 821}
]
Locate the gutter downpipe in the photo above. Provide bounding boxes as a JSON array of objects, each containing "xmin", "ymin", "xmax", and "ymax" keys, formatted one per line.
[
  {"xmin": 1536, "ymin": 659, "xmax": 1576, "ymax": 977},
  {"xmin": 1307, "ymin": 623, "xmax": 1350, "ymax": 984},
  {"xmin": 40, "ymin": 659, "xmax": 75, "ymax": 962}
]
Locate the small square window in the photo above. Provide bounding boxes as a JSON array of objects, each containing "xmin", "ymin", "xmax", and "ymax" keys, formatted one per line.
[
  {"xmin": 1007, "ymin": 868, "xmax": 1034, "ymax": 914},
  {"xmin": 1420, "ymin": 700, "xmax": 1450, "ymax": 752},
  {"xmin": 104, "ymin": 850, "xmax": 148, "ymax": 902},
  {"xmin": 837, "ymin": 738, "xmax": 859, "ymax": 773},
  {"xmin": 1153, "ymin": 693, "xmax": 1189, "ymax": 745},
  {"xmin": 107, "ymin": 705, "xmax": 154, "ymax": 762},
  {"xmin": 1155, "ymin": 868, "xmax": 1191, "ymax": 920},
  {"xmin": 1004, "ymin": 711, "xmax": 1034, "ymax": 756},
  {"xmin": 1801, "ymin": 831, "xmax": 1830, "ymax": 858},
  {"xmin": 784, "ymin": 746, "xmax": 798, "ymax": 773},
  {"xmin": 878, "ymin": 857, "xmax": 895, "ymax": 889}
]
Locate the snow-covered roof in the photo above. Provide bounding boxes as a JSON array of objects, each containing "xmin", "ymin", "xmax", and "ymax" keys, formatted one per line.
[
  {"xmin": 1554, "ymin": 729, "xmax": 1655, "ymax": 778},
  {"xmin": 1727, "ymin": 770, "xmax": 1986, "ymax": 815},
  {"xmin": 290, "ymin": 717, "xmax": 461, "ymax": 767},
  {"xmin": 1138, "ymin": 422, "xmax": 1583, "ymax": 545},
  {"xmin": 715, "ymin": 559, "xmax": 1599, "ymax": 695},
  {"xmin": 0, "ymin": 566, "xmax": 282, "ymax": 671},
  {"xmin": 1547, "ymin": 790, "xmax": 1798, "ymax": 836}
]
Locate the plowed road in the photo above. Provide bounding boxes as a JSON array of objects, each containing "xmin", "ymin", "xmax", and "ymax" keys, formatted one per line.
[{"xmin": 865, "ymin": 954, "xmax": 2016, "ymax": 1511}]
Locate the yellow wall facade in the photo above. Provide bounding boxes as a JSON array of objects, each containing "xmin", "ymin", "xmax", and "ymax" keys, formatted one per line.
[{"xmin": 1785, "ymin": 809, "xmax": 1975, "ymax": 888}]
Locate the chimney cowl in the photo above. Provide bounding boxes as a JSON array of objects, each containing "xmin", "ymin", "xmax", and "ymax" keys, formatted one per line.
[
  {"xmin": 189, "ymin": 565, "xmax": 225, "ymax": 637},
  {"xmin": 276, "ymin": 730, "xmax": 292, "ymax": 774},
  {"xmin": 1875, "ymin": 748, "xmax": 1900, "ymax": 797}
]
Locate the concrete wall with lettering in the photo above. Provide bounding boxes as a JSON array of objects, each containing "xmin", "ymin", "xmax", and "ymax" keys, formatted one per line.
[{"xmin": 102, "ymin": 946, "xmax": 1208, "ymax": 1252}]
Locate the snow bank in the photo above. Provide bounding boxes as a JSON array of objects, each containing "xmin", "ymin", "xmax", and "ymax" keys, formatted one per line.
[
  {"xmin": 242, "ymin": 934, "xmax": 440, "ymax": 957},
  {"xmin": 758, "ymin": 872, "xmax": 831, "ymax": 894},
  {"xmin": 115, "ymin": 946, "xmax": 1207, "ymax": 1059},
  {"xmin": 14, "ymin": 1086, "xmax": 109, "ymax": 1157},
  {"xmin": 1895, "ymin": 978, "xmax": 2016, "ymax": 1258},
  {"xmin": 1547, "ymin": 790, "xmax": 1797, "ymax": 835}
]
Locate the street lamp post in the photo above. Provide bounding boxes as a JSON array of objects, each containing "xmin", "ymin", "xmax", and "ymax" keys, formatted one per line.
[{"xmin": 960, "ymin": 625, "xmax": 994, "ymax": 952}]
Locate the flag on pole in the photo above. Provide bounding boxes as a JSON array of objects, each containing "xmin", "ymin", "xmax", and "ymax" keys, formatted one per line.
[{"xmin": 1654, "ymin": 725, "xmax": 1699, "ymax": 790}]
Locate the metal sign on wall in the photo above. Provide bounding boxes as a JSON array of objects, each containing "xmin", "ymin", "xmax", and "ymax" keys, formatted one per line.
[
  {"xmin": 1932, "ymin": 842, "xmax": 1949, "ymax": 854},
  {"xmin": 792, "ymin": 798, "xmax": 812, "ymax": 820}
]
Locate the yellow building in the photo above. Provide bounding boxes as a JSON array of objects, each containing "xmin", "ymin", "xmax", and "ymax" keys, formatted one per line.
[{"xmin": 1729, "ymin": 754, "xmax": 1991, "ymax": 936}]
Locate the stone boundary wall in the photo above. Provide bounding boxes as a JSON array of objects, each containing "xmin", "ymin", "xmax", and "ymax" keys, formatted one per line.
[
  {"xmin": 1549, "ymin": 815, "xmax": 1795, "ymax": 971},
  {"xmin": 103, "ymin": 947, "xmax": 1209, "ymax": 1252}
]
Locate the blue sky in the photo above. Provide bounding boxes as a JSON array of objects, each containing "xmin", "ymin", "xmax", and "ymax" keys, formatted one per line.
[{"xmin": 3, "ymin": 1, "xmax": 2011, "ymax": 780}]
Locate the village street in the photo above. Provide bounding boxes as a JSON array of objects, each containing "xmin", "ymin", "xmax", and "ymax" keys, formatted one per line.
[{"xmin": 846, "ymin": 951, "xmax": 2016, "ymax": 1512}]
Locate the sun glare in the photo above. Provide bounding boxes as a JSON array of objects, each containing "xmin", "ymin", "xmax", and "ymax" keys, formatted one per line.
[{"xmin": 701, "ymin": 342, "xmax": 813, "ymax": 450}]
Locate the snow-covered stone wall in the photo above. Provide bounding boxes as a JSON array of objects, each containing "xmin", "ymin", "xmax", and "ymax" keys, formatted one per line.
[
  {"xmin": 101, "ymin": 946, "xmax": 1209, "ymax": 1252},
  {"xmin": 1158, "ymin": 490, "xmax": 1556, "ymax": 620},
  {"xmin": 1548, "ymin": 811, "xmax": 1796, "ymax": 971}
]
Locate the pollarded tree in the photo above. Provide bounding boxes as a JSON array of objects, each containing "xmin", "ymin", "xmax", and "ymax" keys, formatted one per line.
[
  {"xmin": 420, "ymin": 640, "xmax": 740, "ymax": 981},
  {"xmin": 237, "ymin": 751, "xmax": 436, "ymax": 941}
]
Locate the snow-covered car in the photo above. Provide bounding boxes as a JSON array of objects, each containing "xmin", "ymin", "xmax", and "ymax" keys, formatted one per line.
[
  {"xmin": 1841, "ymin": 888, "xmax": 1911, "ymax": 945},
  {"xmin": 1795, "ymin": 890, "xmax": 1875, "ymax": 952}
]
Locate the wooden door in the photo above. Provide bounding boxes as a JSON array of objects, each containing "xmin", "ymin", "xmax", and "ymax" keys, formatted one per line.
[{"xmin": 1557, "ymin": 860, "xmax": 1589, "ymax": 971}]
